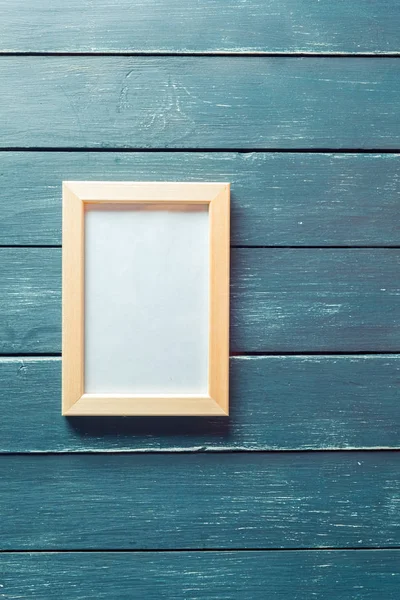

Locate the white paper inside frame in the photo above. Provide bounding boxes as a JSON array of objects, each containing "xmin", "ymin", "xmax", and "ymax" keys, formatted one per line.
[{"xmin": 84, "ymin": 204, "xmax": 209, "ymax": 395}]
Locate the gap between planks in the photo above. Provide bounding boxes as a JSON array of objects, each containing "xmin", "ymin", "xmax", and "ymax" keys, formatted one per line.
[
  {"xmin": 0, "ymin": 547, "xmax": 399, "ymax": 554},
  {"xmin": 1, "ymin": 449, "xmax": 399, "ymax": 456},
  {"xmin": 0, "ymin": 52, "xmax": 400, "ymax": 58},
  {"xmin": 0, "ymin": 147, "xmax": 400, "ymax": 154}
]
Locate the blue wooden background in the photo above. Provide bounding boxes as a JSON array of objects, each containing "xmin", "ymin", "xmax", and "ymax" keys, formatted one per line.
[{"xmin": 0, "ymin": 2, "xmax": 399, "ymax": 597}]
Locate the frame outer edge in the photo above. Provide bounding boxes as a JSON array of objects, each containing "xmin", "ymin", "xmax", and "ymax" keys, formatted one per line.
[
  {"xmin": 62, "ymin": 183, "xmax": 84, "ymax": 415},
  {"xmin": 62, "ymin": 181, "xmax": 230, "ymax": 417},
  {"xmin": 209, "ymin": 184, "xmax": 230, "ymax": 415}
]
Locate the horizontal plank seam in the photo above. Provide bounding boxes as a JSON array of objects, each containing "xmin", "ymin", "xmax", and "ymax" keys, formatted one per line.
[
  {"xmin": 0, "ymin": 353, "xmax": 63, "ymax": 357},
  {"xmin": 0, "ymin": 245, "xmax": 62, "ymax": 249},
  {"xmin": 0, "ymin": 52, "xmax": 399, "ymax": 58},
  {"xmin": 0, "ymin": 148, "xmax": 399, "ymax": 154},
  {"xmin": 2, "ymin": 351, "xmax": 400, "ymax": 358},
  {"xmin": 0, "ymin": 146, "xmax": 400, "ymax": 155},
  {"xmin": 230, "ymin": 351, "xmax": 400, "ymax": 356},
  {"xmin": 234, "ymin": 246, "xmax": 400, "ymax": 250},
  {"xmin": 0, "ymin": 547, "xmax": 399, "ymax": 554},
  {"xmin": 0, "ymin": 449, "xmax": 399, "ymax": 456},
  {"xmin": 2, "ymin": 246, "xmax": 400, "ymax": 250}
]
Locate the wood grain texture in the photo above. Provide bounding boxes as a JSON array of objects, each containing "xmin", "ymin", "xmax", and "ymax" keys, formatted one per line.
[
  {"xmin": 1, "ymin": 58, "xmax": 400, "ymax": 149},
  {"xmin": 1, "ymin": 152, "xmax": 399, "ymax": 247},
  {"xmin": 1, "ymin": 356, "xmax": 399, "ymax": 452},
  {"xmin": 232, "ymin": 248, "xmax": 400, "ymax": 352},
  {"xmin": 0, "ymin": 249, "xmax": 60, "ymax": 354},
  {"xmin": 0, "ymin": 452, "xmax": 399, "ymax": 549},
  {"xmin": 61, "ymin": 183, "xmax": 84, "ymax": 414},
  {"xmin": 1, "ymin": 551, "xmax": 399, "ymax": 599},
  {"xmin": 209, "ymin": 184, "xmax": 230, "ymax": 413},
  {"xmin": 1, "ymin": 248, "xmax": 399, "ymax": 353},
  {"xmin": 0, "ymin": 0, "xmax": 398, "ymax": 54}
]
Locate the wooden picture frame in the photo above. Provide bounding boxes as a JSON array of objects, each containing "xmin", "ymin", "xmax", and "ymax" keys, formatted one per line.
[{"xmin": 62, "ymin": 181, "xmax": 230, "ymax": 416}]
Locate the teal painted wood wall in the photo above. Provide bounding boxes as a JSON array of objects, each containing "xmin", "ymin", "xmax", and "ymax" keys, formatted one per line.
[{"xmin": 0, "ymin": 3, "xmax": 399, "ymax": 597}]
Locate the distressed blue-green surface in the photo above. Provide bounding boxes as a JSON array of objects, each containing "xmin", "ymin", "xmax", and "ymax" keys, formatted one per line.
[
  {"xmin": 1, "ymin": 58, "xmax": 400, "ymax": 148},
  {"xmin": 0, "ymin": 152, "xmax": 399, "ymax": 247},
  {"xmin": 0, "ymin": 0, "xmax": 399, "ymax": 54},
  {"xmin": 0, "ymin": 452, "xmax": 399, "ymax": 550},
  {"xmin": 0, "ymin": 551, "xmax": 399, "ymax": 599},
  {"xmin": 0, "ymin": 356, "xmax": 399, "ymax": 452},
  {"xmin": 0, "ymin": 0, "xmax": 399, "ymax": 592},
  {"xmin": 231, "ymin": 248, "xmax": 400, "ymax": 352},
  {"xmin": 1, "ymin": 248, "xmax": 399, "ymax": 354}
]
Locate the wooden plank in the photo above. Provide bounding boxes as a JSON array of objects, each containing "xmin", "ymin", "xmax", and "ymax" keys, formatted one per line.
[
  {"xmin": 1, "ymin": 152, "xmax": 399, "ymax": 247},
  {"xmin": 1, "ymin": 550, "xmax": 399, "ymax": 599},
  {"xmin": 1, "ymin": 356, "xmax": 399, "ymax": 452},
  {"xmin": 232, "ymin": 248, "xmax": 400, "ymax": 352},
  {"xmin": 0, "ymin": 0, "xmax": 399, "ymax": 54},
  {"xmin": 0, "ymin": 248, "xmax": 60, "ymax": 354},
  {"xmin": 1, "ymin": 57, "xmax": 400, "ymax": 149},
  {"xmin": 0, "ymin": 452, "xmax": 399, "ymax": 549},
  {"xmin": 1, "ymin": 248, "xmax": 399, "ymax": 354}
]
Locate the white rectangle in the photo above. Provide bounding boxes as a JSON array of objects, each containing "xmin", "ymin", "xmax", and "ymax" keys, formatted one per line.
[{"xmin": 84, "ymin": 204, "xmax": 209, "ymax": 395}]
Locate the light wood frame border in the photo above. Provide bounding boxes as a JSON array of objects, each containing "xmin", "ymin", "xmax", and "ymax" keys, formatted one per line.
[{"xmin": 62, "ymin": 181, "xmax": 230, "ymax": 416}]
